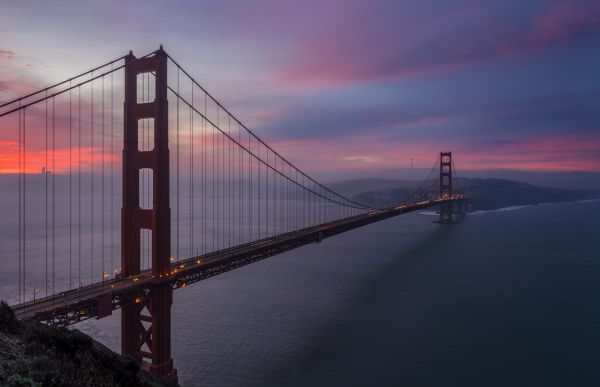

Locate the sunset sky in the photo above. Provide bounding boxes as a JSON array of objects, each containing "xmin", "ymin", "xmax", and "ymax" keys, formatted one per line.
[{"xmin": 1, "ymin": 0, "xmax": 600, "ymax": 177}]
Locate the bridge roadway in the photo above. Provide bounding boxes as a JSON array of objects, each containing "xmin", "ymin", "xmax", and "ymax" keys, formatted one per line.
[{"xmin": 11, "ymin": 196, "xmax": 464, "ymax": 326}]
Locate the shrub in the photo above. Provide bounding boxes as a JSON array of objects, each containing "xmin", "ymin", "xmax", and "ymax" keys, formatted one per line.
[
  {"xmin": 4, "ymin": 374, "xmax": 39, "ymax": 387},
  {"xmin": 28, "ymin": 356, "xmax": 64, "ymax": 387},
  {"xmin": 0, "ymin": 302, "xmax": 20, "ymax": 335}
]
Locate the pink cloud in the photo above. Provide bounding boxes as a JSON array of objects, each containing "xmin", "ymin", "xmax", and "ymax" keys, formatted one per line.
[
  {"xmin": 0, "ymin": 49, "xmax": 14, "ymax": 58},
  {"xmin": 266, "ymin": 128, "xmax": 600, "ymax": 175},
  {"xmin": 0, "ymin": 140, "xmax": 119, "ymax": 174},
  {"xmin": 496, "ymin": 2, "xmax": 600, "ymax": 55},
  {"xmin": 271, "ymin": 2, "xmax": 600, "ymax": 90},
  {"xmin": 456, "ymin": 131, "xmax": 600, "ymax": 171},
  {"xmin": 527, "ymin": 2, "xmax": 600, "ymax": 46}
]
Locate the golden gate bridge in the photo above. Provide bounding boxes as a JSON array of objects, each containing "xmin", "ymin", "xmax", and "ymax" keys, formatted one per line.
[{"xmin": 0, "ymin": 46, "xmax": 465, "ymax": 379}]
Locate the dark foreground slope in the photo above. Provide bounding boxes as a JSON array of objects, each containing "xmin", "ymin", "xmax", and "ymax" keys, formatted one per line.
[{"xmin": 0, "ymin": 302, "xmax": 177, "ymax": 387}]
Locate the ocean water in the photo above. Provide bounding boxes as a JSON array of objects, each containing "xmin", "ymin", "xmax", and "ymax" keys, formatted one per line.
[{"xmin": 74, "ymin": 200, "xmax": 600, "ymax": 386}]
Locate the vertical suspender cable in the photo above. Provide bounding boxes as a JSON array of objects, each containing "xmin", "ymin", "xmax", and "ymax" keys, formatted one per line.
[
  {"xmin": 212, "ymin": 115, "xmax": 215, "ymax": 252},
  {"xmin": 266, "ymin": 148, "xmax": 269, "ymax": 237},
  {"xmin": 216, "ymin": 107, "xmax": 220, "ymax": 250},
  {"xmin": 229, "ymin": 116, "xmax": 232, "ymax": 248},
  {"xmin": 78, "ymin": 87, "xmax": 82, "ymax": 288},
  {"xmin": 219, "ymin": 119, "xmax": 222, "ymax": 249},
  {"xmin": 147, "ymin": 74, "xmax": 151, "ymax": 267},
  {"xmin": 221, "ymin": 114, "xmax": 225, "ymax": 249},
  {"xmin": 256, "ymin": 142, "xmax": 262, "ymax": 239},
  {"xmin": 91, "ymin": 73, "xmax": 95, "ymax": 283},
  {"xmin": 177, "ymin": 68, "xmax": 180, "ymax": 261},
  {"xmin": 247, "ymin": 131, "xmax": 251, "ymax": 242},
  {"xmin": 237, "ymin": 122, "xmax": 240, "ymax": 244},
  {"xmin": 223, "ymin": 120, "xmax": 226, "ymax": 248},
  {"xmin": 147, "ymin": 74, "xmax": 151, "ymax": 268},
  {"xmin": 190, "ymin": 83, "xmax": 194, "ymax": 258},
  {"xmin": 101, "ymin": 76, "xmax": 105, "ymax": 280},
  {"xmin": 110, "ymin": 64, "xmax": 114, "ymax": 275},
  {"xmin": 18, "ymin": 103, "xmax": 22, "ymax": 303},
  {"xmin": 275, "ymin": 155, "xmax": 278, "ymax": 232},
  {"xmin": 203, "ymin": 93, "xmax": 206, "ymax": 254},
  {"xmin": 45, "ymin": 94, "xmax": 48, "ymax": 296},
  {"xmin": 69, "ymin": 83, "xmax": 73, "ymax": 288},
  {"xmin": 23, "ymin": 108, "xmax": 27, "ymax": 300},
  {"xmin": 52, "ymin": 97, "xmax": 55, "ymax": 296}
]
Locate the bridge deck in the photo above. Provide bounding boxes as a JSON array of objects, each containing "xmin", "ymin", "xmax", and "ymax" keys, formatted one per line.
[{"xmin": 11, "ymin": 197, "xmax": 464, "ymax": 326}]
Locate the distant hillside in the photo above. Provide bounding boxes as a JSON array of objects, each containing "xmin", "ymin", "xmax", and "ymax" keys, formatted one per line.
[
  {"xmin": 331, "ymin": 177, "xmax": 599, "ymax": 210},
  {"xmin": 326, "ymin": 178, "xmax": 418, "ymax": 197}
]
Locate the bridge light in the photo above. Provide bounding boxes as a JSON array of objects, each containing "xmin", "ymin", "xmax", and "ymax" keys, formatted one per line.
[
  {"xmin": 135, "ymin": 297, "xmax": 142, "ymax": 304},
  {"xmin": 170, "ymin": 257, "xmax": 175, "ymax": 262},
  {"xmin": 196, "ymin": 259, "xmax": 201, "ymax": 265}
]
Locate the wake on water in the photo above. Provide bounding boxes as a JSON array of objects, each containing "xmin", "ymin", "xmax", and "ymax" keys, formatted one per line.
[{"xmin": 419, "ymin": 198, "xmax": 600, "ymax": 216}]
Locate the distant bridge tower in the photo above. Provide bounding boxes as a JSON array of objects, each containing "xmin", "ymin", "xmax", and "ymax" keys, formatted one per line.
[
  {"xmin": 121, "ymin": 47, "xmax": 175, "ymax": 379},
  {"xmin": 439, "ymin": 152, "xmax": 453, "ymax": 223}
]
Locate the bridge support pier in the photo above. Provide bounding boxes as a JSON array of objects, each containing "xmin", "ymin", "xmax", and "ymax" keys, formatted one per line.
[
  {"xmin": 439, "ymin": 152, "xmax": 454, "ymax": 224},
  {"xmin": 121, "ymin": 47, "xmax": 176, "ymax": 380}
]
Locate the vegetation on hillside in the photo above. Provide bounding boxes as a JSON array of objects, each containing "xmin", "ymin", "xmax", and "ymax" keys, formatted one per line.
[{"xmin": 0, "ymin": 302, "xmax": 176, "ymax": 387}]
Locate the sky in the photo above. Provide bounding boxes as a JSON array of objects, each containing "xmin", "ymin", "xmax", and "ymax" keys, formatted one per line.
[{"xmin": 1, "ymin": 0, "xmax": 600, "ymax": 178}]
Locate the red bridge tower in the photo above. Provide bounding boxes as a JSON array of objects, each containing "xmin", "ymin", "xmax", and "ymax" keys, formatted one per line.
[
  {"xmin": 439, "ymin": 151, "xmax": 453, "ymax": 223},
  {"xmin": 121, "ymin": 47, "xmax": 175, "ymax": 379}
]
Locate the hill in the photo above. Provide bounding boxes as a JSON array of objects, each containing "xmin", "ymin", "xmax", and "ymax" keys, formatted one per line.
[
  {"xmin": 328, "ymin": 178, "xmax": 599, "ymax": 210},
  {"xmin": 0, "ymin": 302, "xmax": 177, "ymax": 387}
]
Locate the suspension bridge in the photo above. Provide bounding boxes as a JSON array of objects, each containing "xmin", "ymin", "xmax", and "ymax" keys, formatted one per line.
[{"xmin": 0, "ymin": 46, "xmax": 465, "ymax": 379}]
